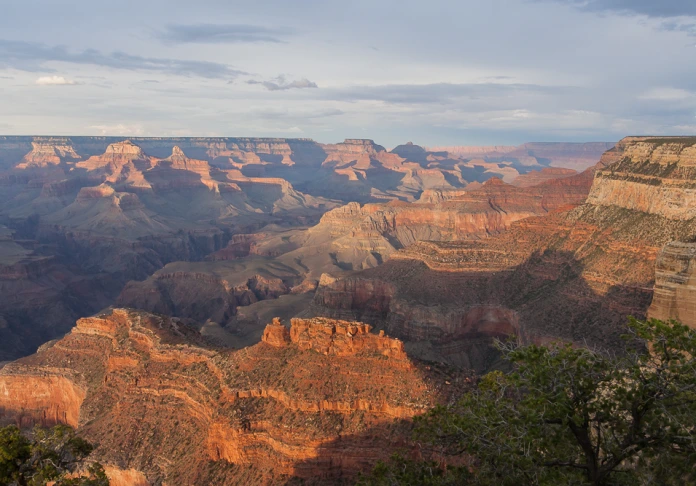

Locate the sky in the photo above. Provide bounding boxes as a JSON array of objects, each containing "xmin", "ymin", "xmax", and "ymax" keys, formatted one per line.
[{"xmin": 1, "ymin": 0, "xmax": 695, "ymax": 147}]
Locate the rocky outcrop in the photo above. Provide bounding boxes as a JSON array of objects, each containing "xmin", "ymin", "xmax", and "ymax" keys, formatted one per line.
[
  {"xmin": 282, "ymin": 317, "xmax": 408, "ymax": 359},
  {"xmin": 15, "ymin": 138, "xmax": 81, "ymax": 169},
  {"xmin": 648, "ymin": 241, "xmax": 696, "ymax": 328},
  {"xmin": 261, "ymin": 317, "xmax": 291, "ymax": 346},
  {"xmin": 0, "ymin": 309, "xmax": 459, "ymax": 484}
]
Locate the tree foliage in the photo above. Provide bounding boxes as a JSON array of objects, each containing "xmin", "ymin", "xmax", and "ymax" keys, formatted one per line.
[
  {"xmin": 360, "ymin": 318, "xmax": 696, "ymax": 486},
  {"xmin": 0, "ymin": 424, "xmax": 109, "ymax": 486}
]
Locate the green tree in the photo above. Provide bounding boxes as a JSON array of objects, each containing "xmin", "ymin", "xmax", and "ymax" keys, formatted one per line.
[
  {"xmin": 361, "ymin": 318, "xmax": 696, "ymax": 486},
  {"xmin": 0, "ymin": 426, "xmax": 31, "ymax": 484},
  {"xmin": 0, "ymin": 424, "xmax": 109, "ymax": 486}
]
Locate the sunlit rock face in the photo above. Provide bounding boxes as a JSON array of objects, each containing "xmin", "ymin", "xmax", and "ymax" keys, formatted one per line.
[{"xmin": 0, "ymin": 308, "xmax": 463, "ymax": 484}]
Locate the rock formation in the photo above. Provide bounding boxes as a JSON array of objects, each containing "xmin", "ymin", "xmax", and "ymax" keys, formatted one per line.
[
  {"xmin": 0, "ymin": 140, "xmax": 340, "ymax": 360},
  {"xmin": 116, "ymin": 167, "xmax": 595, "ymax": 348},
  {"xmin": 0, "ymin": 308, "xmax": 461, "ymax": 484},
  {"xmin": 311, "ymin": 137, "xmax": 696, "ymax": 369},
  {"xmin": 648, "ymin": 241, "xmax": 696, "ymax": 328},
  {"xmin": 15, "ymin": 138, "xmax": 81, "ymax": 169}
]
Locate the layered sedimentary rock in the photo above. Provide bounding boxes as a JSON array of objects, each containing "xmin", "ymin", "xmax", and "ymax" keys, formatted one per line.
[
  {"xmin": 648, "ymin": 241, "xmax": 696, "ymax": 328},
  {"xmin": 15, "ymin": 138, "xmax": 81, "ymax": 169},
  {"xmin": 312, "ymin": 137, "xmax": 696, "ymax": 368},
  {"xmin": 118, "ymin": 169, "xmax": 595, "ymax": 347},
  {"xmin": 287, "ymin": 317, "xmax": 407, "ymax": 359},
  {"xmin": 586, "ymin": 137, "xmax": 696, "ymax": 220},
  {"xmin": 0, "ymin": 309, "xmax": 459, "ymax": 484},
  {"xmin": 0, "ymin": 141, "xmax": 340, "ymax": 360}
]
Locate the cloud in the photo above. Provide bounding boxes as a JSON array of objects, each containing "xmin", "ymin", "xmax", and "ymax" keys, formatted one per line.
[
  {"xmin": 661, "ymin": 20, "xmax": 696, "ymax": 36},
  {"xmin": 88, "ymin": 124, "xmax": 146, "ymax": 136},
  {"xmin": 253, "ymin": 107, "xmax": 344, "ymax": 120},
  {"xmin": 247, "ymin": 75, "xmax": 318, "ymax": 91},
  {"xmin": 0, "ymin": 39, "xmax": 245, "ymax": 79},
  {"xmin": 547, "ymin": 0, "xmax": 696, "ymax": 18},
  {"xmin": 639, "ymin": 87, "xmax": 695, "ymax": 101},
  {"xmin": 35, "ymin": 75, "xmax": 78, "ymax": 85},
  {"xmin": 158, "ymin": 23, "xmax": 289, "ymax": 44},
  {"xmin": 324, "ymin": 82, "xmax": 573, "ymax": 105}
]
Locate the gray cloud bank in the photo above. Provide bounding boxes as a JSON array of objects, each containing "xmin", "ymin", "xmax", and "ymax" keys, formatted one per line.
[
  {"xmin": 158, "ymin": 23, "xmax": 290, "ymax": 44},
  {"xmin": 551, "ymin": 0, "xmax": 696, "ymax": 17},
  {"xmin": 248, "ymin": 76, "xmax": 318, "ymax": 91},
  {"xmin": 0, "ymin": 39, "xmax": 245, "ymax": 79}
]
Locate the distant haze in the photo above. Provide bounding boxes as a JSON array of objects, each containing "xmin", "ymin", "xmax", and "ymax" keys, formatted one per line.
[{"xmin": 1, "ymin": 0, "xmax": 695, "ymax": 146}]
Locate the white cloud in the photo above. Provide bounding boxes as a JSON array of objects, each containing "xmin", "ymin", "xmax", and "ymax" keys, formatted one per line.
[
  {"xmin": 639, "ymin": 87, "xmax": 694, "ymax": 101},
  {"xmin": 247, "ymin": 75, "xmax": 318, "ymax": 91},
  {"xmin": 673, "ymin": 124, "xmax": 696, "ymax": 132},
  {"xmin": 35, "ymin": 76, "xmax": 78, "ymax": 86},
  {"xmin": 88, "ymin": 124, "xmax": 146, "ymax": 136}
]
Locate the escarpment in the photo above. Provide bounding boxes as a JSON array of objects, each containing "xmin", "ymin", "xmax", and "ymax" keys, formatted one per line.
[
  {"xmin": 648, "ymin": 241, "xmax": 696, "ymax": 328},
  {"xmin": 0, "ymin": 309, "xmax": 460, "ymax": 484},
  {"xmin": 311, "ymin": 137, "xmax": 696, "ymax": 368},
  {"xmin": 586, "ymin": 137, "xmax": 696, "ymax": 219}
]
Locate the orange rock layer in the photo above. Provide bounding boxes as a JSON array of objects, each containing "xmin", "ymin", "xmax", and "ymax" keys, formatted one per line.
[{"xmin": 0, "ymin": 309, "xmax": 460, "ymax": 485}]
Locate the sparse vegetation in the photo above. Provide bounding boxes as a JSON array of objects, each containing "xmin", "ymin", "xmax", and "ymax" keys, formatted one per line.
[
  {"xmin": 359, "ymin": 318, "xmax": 696, "ymax": 485},
  {"xmin": 0, "ymin": 425, "xmax": 108, "ymax": 486}
]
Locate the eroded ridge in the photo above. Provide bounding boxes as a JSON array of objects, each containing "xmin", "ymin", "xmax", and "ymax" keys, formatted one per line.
[{"xmin": 0, "ymin": 308, "xmax": 459, "ymax": 484}]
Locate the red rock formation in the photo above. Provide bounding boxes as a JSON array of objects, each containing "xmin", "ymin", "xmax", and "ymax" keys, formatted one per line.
[
  {"xmin": 15, "ymin": 138, "xmax": 81, "ymax": 169},
  {"xmin": 0, "ymin": 309, "xmax": 461, "ymax": 484},
  {"xmin": 261, "ymin": 317, "xmax": 291, "ymax": 346},
  {"xmin": 287, "ymin": 317, "xmax": 407, "ymax": 360},
  {"xmin": 311, "ymin": 137, "xmax": 696, "ymax": 368}
]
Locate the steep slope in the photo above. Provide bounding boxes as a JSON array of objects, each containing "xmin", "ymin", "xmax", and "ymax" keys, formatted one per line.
[
  {"xmin": 649, "ymin": 241, "xmax": 696, "ymax": 328},
  {"xmin": 311, "ymin": 137, "xmax": 696, "ymax": 368},
  {"xmin": 0, "ymin": 308, "xmax": 462, "ymax": 485}
]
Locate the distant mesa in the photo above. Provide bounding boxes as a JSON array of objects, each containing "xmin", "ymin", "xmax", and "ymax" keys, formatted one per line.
[{"xmin": 391, "ymin": 141, "xmax": 429, "ymax": 165}]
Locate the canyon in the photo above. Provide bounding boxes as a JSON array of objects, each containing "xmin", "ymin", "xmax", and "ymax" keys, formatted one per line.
[
  {"xmin": 310, "ymin": 137, "xmax": 696, "ymax": 368},
  {"xmin": 0, "ymin": 136, "xmax": 605, "ymax": 361},
  {"xmin": 3, "ymin": 135, "xmax": 696, "ymax": 483}
]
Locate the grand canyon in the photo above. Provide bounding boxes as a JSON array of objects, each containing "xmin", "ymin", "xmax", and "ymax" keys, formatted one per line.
[{"xmin": 1, "ymin": 134, "xmax": 695, "ymax": 484}]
